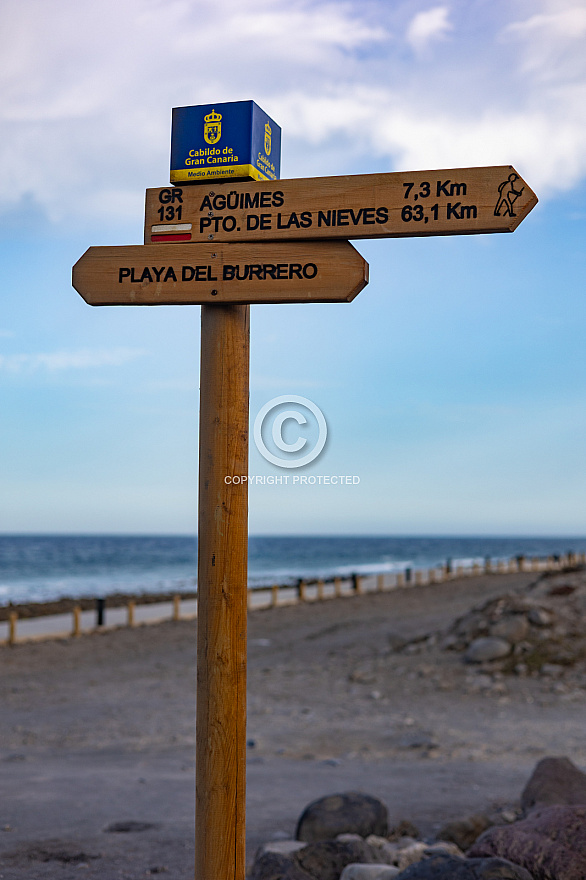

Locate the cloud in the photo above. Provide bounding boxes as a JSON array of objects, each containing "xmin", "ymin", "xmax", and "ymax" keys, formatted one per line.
[
  {"xmin": 406, "ymin": 6, "xmax": 452, "ymax": 52},
  {"xmin": 1, "ymin": 0, "xmax": 586, "ymax": 226},
  {"xmin": 0, "ymin": 348, "xmax": 146, "ymax": 373}
]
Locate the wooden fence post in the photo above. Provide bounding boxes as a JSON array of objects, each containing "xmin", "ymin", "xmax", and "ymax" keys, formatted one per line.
[
  {"xmin": 8, "ymin": 611, "xmax": 17, "ymax": 646},
  {"xmin": 72, "ymin": 605, "xmax": 81, "ymax": 637}
]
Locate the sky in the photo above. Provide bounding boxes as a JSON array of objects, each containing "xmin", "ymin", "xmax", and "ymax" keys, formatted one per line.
[{"xmin": 1, "ymin": 0, "xmax": 585, "ymax": 536}]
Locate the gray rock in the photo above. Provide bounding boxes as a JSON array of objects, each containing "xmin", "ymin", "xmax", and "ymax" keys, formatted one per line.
[
  {"xmin": 527, "ymin": 608, "xmax": 553, "ymax": 627},
  {"xmin": 520, "ymin": 756, "xmax": 586, "ymax": 813},
  {"xmin": 256, "ymin": 840, "xmax": 308, "ymax": 858},
  {"xmin": 539, "ymin": 663, "xmax": 564, "ymax": 677},
  {"xmin": 249, "ymin": 850, "xmax": 313, "ymax": 880},
  {"xmin": 465, "ymin": 637, "xmax": 511, "ymax": 663},
  {"xmin": 365, "ymin": 835, "xmax": 399, "ymax": 864},
  {"xmin": 296, "ymin": 839, "xmax": 383, "ymax": 880},
  {"xmin": 393, "ymin": 852, "xmax": 534, "ymax": 878},
  {"xmin": 341, "ymin": 866, "xmax": 400, "ymax": 880},
  {"xmin": 469, "ymin": 804, "xmax": 586, "ymax": 880},
  {"xmin": 490, "ymin": 616, "xmax": 529, "ymax": 644},
  {"xmin": 296, "ymin": 792, "xmax": 388, "ymax": 843}
]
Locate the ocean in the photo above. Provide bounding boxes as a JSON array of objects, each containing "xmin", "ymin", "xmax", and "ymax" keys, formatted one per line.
[{"xmin": 0, "ymin": 534, "xmax": 585, "ymax": 606}]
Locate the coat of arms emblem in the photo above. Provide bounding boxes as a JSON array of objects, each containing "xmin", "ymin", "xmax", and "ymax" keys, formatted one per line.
[
  {"xmin": 264, "ymin": 122, "xmax": 272, "ymax": 156},
  {"xmin": 204, "ymin": 109, "xmax": 222, "ymax": 145}
]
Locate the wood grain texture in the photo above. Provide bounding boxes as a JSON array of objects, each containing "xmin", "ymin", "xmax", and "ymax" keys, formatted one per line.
[
  {"xmin": 144, "ymin": 165, "xmax": 537, "ymax": 244},
  {"xmin": 72, "ymin": 241, "xmax": 368, "ymax": 306},
  {"xmin": 196, "ymin": 304, "xmax": 249, "ymax": 880}
]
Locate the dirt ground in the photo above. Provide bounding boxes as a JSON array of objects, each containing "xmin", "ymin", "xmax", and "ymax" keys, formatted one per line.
[{"xmin": 1, "ymin": 571, "xmax": 584, "ymax": 879}]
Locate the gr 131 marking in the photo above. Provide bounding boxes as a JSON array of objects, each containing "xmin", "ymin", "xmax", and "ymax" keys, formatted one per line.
[{"xmin": 144, "ymin": 165, "xmax": 537, "ymax": 245}]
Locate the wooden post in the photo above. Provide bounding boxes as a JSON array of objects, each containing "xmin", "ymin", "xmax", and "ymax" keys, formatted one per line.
[
  {"xmin": 334, "ymin": 576, "xmax": 342, "ymax": 598},
  {"xmin": 317, "ymin": 579, "xmax": 325, "ymax": 601},
  {"xmin": 271, "ymin": 584, "xmax": 279, "ymax": 608},
  {"xmin": 376, "ymin": 573, "xmax": 384, "ymax": 592},
  {"xmin": 196, "ymin": 303, "xmax": 249, "ymax": 880},
  {"xmin": 298, "ymin": 580, "xmax": 306, "ymax": 602},
  {"xmin": 127, "ymin": 600, "xmax": 135, "ymax": 628},
  {"xmin": 8, "ymin": 611, "xmax": 17, "ymax": 646},
  {"xmin": 173, "ymin": 594, "xmax": 181, "ymax": 621},
  {"xmin": 72, "ymin": 605, "xmax": 81, "ymax": 637}
]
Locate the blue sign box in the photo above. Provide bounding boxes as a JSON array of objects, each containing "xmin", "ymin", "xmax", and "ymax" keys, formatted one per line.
[{"xmin": 170, "ymin": 100, "xmax": 281, "ymax": 185}]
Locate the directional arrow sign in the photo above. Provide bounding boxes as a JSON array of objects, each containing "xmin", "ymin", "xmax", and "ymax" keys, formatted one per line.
[
  {"xmin": 72, "ymin": 241, "xmax": 368, "ymax": 305},
  {"xmin": 144, "ymin": 165, "xmax": 537, "ymax": 245}
]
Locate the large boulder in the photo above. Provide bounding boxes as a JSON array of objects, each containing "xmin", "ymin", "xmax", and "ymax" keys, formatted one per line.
[
  {"xmin": 468, "ymin": 804, "xmax": 586, "ymax": 880},
  {"xmin": 296, "ymin": 793, "xmax": 388, "ymax": 843},
  {"xmin": 520, "ymin": 756, "xmax": 586, "ymax": 813}
]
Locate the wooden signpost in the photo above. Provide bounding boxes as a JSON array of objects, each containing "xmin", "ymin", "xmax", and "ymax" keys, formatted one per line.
[{"xmin": 74, "ymin": 140, "xmax": 537, "ymax": 880}]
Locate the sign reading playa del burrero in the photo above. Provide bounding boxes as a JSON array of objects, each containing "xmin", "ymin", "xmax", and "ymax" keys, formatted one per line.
[{"xmin": 170, "ymin": 100, "xmax": 281, "ymax": 184}]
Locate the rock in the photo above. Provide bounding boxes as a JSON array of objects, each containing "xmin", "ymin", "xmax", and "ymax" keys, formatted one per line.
[
  {"xmin": 296, "ymin": 839, "xmax": 383, "ymax": 880},
  {"xmin": 395, "ymin": 842, "xmax": 463, "ymax": 871},
  {"xmin": 341, "ymin": 866, "xmax": 400, "ymax": 880},
  {"xmin": 365, "ymin": 835, "xmax": 399, "ymax": 863},
  {"xmin": 527, "ymin": 608, "xmax": 553, "ymax": 627},
  {"xmin": 393, "ymin": 852, "xmax": 534, "ymax": 878},
  {"xmin": 251, "ymin": 839, "xmax": 382, "ymax": 880},
  {"xmin": 296, "ymin": 793, "xmax": 388, "ymax": 842},
  {"xmin": 437, "ymin": 813, "xmax": 494, "ymax": 850},
  {"xmin": 249, "ymin": 850, "xmax": 313, "ymax": 880},
  {"xmin": 465, "ymin": 638, "xmax": 511, "ymax": 663},
  {"xmin": 490, "ymin": 616, "xmax": 529, "ymax": 644},
  {"xmin": 256, "ymin": 840, "xmax": 308, "ymax": 859},
  {"xmin": 539, "ymin": 663, "xmax": 564, "ymax": 677},
  {"xmin": 520, "ymin": 756, "xmax": 586, "ymax": 812},
  {"xmin": 468, "ymin": 804, "xmax": 586, "ymax": 880}
]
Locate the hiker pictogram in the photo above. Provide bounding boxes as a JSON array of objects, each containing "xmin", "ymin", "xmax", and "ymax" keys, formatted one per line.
[{"xmin": 495, "ymin": 172, "xmax": 525, "ymax": 217}]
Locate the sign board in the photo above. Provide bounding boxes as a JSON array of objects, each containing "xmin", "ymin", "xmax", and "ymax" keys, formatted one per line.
[
  {"xmin": 146, "ymin": 165, "xmax": 537, "ymax": 244},
  {"xmin": 170, "ymin": 100, "xmax": 281, "ymax": 185},
  {"xmin": 72, "ymin": 241, "xmax": 368, "ymax": 306}
]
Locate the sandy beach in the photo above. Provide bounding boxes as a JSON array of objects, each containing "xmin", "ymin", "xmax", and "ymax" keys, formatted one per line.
[{"xmin": 1, "ymin": 569, "xmax": 585, "ymax": 879}]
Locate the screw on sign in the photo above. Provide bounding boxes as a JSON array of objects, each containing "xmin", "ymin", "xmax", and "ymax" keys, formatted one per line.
[{"xmin": 72, "ymin": 100, "xmax": 537, "ymax": 880}]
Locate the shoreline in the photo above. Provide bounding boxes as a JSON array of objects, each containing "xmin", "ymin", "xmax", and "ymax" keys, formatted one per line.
[{"xmin": 1, "ymin": 552, "xmax": 582, "ymax": 625}]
